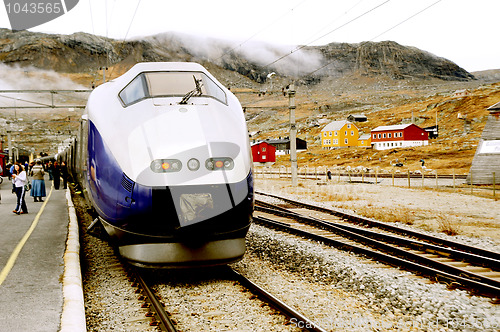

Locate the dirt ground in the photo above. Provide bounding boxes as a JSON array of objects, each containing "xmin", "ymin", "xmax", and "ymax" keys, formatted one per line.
[{"xmin": 255, "ymin": 176, "xmax": 500, "ymax": 247}]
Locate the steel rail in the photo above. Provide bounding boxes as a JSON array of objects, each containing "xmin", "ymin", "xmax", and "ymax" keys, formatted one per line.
[
  {"xmin": 137, "ymin": 266, "xmax": 327, "ymax": 331},
  {"xmin": 254, "ymin": 211, "xmax": 500, "ymax": 298},
  {"xmin": 135, "ymin": 271, "xmax": 178, "ymax": 332},
  {"xmin": 228, "ymin": 268, "xmax": 328, "ymax": 332},
  {"xmin": 256, "ymin": 204, "xmax": 500, "ymax": 290},
  {"xmin": 255, "ymin": 192, "xmax": 500, "ymax": 262},
  {"xmin": 255, "ymin": 200, "xmax": 500, "ymax": 269}
]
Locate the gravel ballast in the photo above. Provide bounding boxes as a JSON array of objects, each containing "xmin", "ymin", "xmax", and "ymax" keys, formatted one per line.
[
  {"xmin": 237, "ymin": 223, "xmax": 500, "ymax": 331},
  {"xmin": 75, "ymin": 182, "xmax": 499, "ymax": 331}
]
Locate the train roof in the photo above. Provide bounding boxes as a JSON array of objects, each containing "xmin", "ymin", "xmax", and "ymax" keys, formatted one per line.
[{"xmin": 111, "ymin": 62, "xmax": 210, "ymax": 86}]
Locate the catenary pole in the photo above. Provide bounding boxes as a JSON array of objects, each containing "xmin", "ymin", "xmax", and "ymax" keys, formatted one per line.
[{"xmin": 289, "ymin": 83, "xmax": 297, "ymax": 186}]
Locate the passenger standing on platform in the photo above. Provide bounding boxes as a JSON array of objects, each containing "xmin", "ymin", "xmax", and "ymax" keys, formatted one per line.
[
  {"xmin": 53, "ymin": 161, "xmax": 61, "ymax": 190},
  {"xmin": 60, "ymin": 161, "xmax": 68, "ymax": 189},
  {"xmin": 12, "ymin": 163, "xmax": 28, "ymax": 215},
  {"xmin": 47, "ymin": 161, "xmax": 54, "ymax": 180},
  {"xmin": 30, "ymin": 160, "xmax": 46, "ymax": 202},
  {"xmin": 6, "ymin": 162, "xmax": 13, "ymax": 180},
  {"xmin": 10, "ymin": 163, "xmax": 15, "ymax": 193}
]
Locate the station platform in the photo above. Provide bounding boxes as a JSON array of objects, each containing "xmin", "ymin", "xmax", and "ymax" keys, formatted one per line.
[{"xmin": 0, "ymin": 176, "xmax": 85, "ymax": 332}]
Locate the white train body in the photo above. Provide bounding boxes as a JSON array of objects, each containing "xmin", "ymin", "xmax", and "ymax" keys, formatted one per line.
[{"xmin": 81, "ymin": 62, "xmax": 254, "ymax": 267}]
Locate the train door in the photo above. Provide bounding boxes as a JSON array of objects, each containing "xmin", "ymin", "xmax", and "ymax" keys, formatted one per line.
[{"xmin": 79, "ymin": 114, "xmax": 90, "ymax": 204}]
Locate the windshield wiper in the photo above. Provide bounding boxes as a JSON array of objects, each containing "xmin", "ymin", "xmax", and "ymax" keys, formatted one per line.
[{"xmin": 179, "ymin": 75, "xmax": 203, "ymax": 104}]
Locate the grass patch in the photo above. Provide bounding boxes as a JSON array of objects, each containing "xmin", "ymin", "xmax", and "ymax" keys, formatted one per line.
[
  {"xmin": 352, "ymin": 206, "xmax": 415, "ymax": 225},
  {"xmin": 437, "ymin": 215, "xmax": 461, "ymax": 236}
]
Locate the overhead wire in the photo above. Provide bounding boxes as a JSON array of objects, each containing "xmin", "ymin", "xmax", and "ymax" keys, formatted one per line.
[
  {"xmin": 0, "ymin": 94, "xmax": 53, "ymax": 108},
  {"xmin": 88, "ymin": 0, "xmax": 95, "ymax": 35},
  {"xmin": 300, "ymin": 0, "xmax": 365, "ymax": 47},
  {"xmin": 305, "ymin": 0, "xmax": 443, "ymax": 77},
  {"xmin": 105, "ymin": 0, "xmax": 109, "ymax": 38},
  {"xmin": 289, "ymin": 0, "xmax": 365, "ymax": 81},
  {"xmin": 264, "ymin": 0, "xmax": 391, "ymax": 69},
  {"xmin": 214, "ymin": 0, "xmax": 310, "ymax": 62},
  {"xmin": 108, "ymin": 0, "xmax": 118, "ymax": 36},
  {"xmin": 368, "ymin": 0, "xmax": 442, "ymax": 42},
  {"xmin": 106, "ymin": 0, "xmax": 143, "ymax": 81},
  {"xmin": 87, "ymin": 0, "xmax": 99, "ymax": 85},
  {"xmin": 124, "ymin": 0, "xmax": 143, "ymax": 41},
  {"xmin": 242, "ymin": 0, "xmax": 442, "ymax": 109}
]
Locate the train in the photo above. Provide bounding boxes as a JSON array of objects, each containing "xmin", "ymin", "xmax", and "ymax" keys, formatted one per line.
[{"xmin": 61, "ymin": 62, "xmax": 254, "ymax": 268}]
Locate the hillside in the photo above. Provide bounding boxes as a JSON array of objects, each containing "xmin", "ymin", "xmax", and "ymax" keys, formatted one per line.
[
  {"xmin": 0, "ymin": 29, "xmax": 499, "ymax": 173},
  {"xmin": 472, "ymin": 69, "xmax": 500, "ymax": 82},
  {"xmin": 0, "ymin": 29, "xmax": 476, "ymax": 84},
  {"xmin": 314, "ymin": 41, "xmax": 474, "ymax": 81}
]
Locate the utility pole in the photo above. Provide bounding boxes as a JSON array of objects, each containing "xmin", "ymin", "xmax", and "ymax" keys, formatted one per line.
[
  {"xmin": 6, "ymin": 121, "xmax": 12, "ymax": 162},
  {"xmin": 7, "ymin": 130, "xmax": 12, "ymax": 163},
  {"xmin": 289, "ymin": 83, "xmax": 298, "ymax": 186}
]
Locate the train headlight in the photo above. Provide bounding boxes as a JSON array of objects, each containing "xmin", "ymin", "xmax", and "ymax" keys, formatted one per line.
[
  {"xmin": 187, "ymin": 158, "xmax": 200, "ymax": 171},
  {"xmin": 205, "ymin": 158, "xmax": 234, "ymax": 170},
  {"xmin": 151, "ymin": 159, "xmax": 182, "ymax": 173}
]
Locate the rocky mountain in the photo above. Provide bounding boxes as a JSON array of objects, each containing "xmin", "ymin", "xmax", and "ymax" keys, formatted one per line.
[
  {"xmin": 471, "ymin": 69, "xmax": 500, "ymax": 82},
  {"xmin": 0, "ymin": 28, "xmax": 475, "ymax": 84},
  {"xmin": 315, "ymin": 41, "xmax": 474, "ymax": 81}
]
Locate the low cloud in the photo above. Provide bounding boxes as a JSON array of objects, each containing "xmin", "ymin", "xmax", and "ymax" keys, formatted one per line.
[
  {"xmin": 146, "ymin": 32, "xmax": 326, "ymax": 78},
  {"xmin": 0, "ymin": 63, "xmax": 86, "ymax": 90}
]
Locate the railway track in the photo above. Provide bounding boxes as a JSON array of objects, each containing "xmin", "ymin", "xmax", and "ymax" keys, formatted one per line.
[
  {"xmin": 228, "ymin": 268, "xmax": 327, "ymax": 332},
  {"xmin": 132, "ymin": 270, "xmax": 178, "ymax": 331},
  {"xmin": 255, "ymin": 192, "xmax": 500, "ymax": 300},
  {"xmin": 132, "ymin": 266, "xmax": 328, "ymax": 332}
]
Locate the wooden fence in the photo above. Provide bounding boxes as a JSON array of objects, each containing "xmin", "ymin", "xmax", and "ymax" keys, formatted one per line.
[{"xmin": 254, "ymin": 167, "xmax": 497, "ymax": 200}]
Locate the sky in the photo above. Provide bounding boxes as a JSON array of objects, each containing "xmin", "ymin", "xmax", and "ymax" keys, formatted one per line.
[{"xmin": 0, "ymin": 0, "xmax": 499, "ymax": 72}]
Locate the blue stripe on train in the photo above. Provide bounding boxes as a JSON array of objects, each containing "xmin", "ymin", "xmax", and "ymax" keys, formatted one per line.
[{"xmin": 88, "ymin": 120, "xmax": 151, "ymax": 224}]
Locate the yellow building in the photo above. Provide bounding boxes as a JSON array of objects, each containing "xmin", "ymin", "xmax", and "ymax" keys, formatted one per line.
[
  {"xmin": 321, "ymin": 120, "xmax": 359, "ymax": 149},
  {"xmin": 358, "ymin": 133, "xmax": 372, "ymax": 147}
]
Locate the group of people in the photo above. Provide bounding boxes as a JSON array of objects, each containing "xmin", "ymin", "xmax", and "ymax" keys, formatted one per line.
[{"xmin": 3, "ymin": 160, "xmax": 68, "ymax": 215}]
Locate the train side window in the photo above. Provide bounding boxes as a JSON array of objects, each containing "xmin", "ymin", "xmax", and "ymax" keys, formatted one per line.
[
  {"xmin": 201, "ymin": 74, "xmax": 227, "ymax": 104},
  {"xmin": 119, "ymin": 74, "xmax": 148, "ymax": 107}
]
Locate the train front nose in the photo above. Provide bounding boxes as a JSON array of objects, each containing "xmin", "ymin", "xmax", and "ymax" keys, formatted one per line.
[{"xmin": 132, "ymin": 145, "xmax": 249, "ymax": 224}]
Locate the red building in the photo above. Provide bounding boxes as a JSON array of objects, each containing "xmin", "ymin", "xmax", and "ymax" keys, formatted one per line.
[
  {"xmin": 251, "ymin": 141, "xmax": 276, "ymax": 163},
  {"xmin": 371, "ymin": 124, "xmax": 428, "ymax": 150},
  {"xmin": 0, "ymin": 153, "xmax": 6, "ymax": 176},
  {"xmin": 0, "ymin": 140, "xmax": 6, "ymax": 176}
]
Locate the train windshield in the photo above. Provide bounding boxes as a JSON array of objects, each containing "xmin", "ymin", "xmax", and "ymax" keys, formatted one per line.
[{"xmin": 119, "ymin": 71, "xmax": 227, "ymax": 107}]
